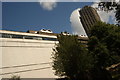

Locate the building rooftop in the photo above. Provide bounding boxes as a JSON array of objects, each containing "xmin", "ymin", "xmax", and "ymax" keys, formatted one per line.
[{"xmin": 0, "ymin": 29, "xmax": 89, "ymax": 42}]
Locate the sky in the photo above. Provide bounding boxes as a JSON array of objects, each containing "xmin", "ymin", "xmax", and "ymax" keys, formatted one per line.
[
  {"xmin": 2, "ymin": 2, "xmax": 93, "ymax": 33},
  {"xmin": 1, "ymin": 1, "xmax": 116, "ymax": 34},
  {"xmin": 0, "ymin": 1, "xmax": 2, "ymax": 29}
]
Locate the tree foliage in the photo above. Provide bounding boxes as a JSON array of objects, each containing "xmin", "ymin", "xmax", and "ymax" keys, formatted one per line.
[
  {"xmin": 98, "ymin": 1, "xmax": 120, "ymax": 24},
  {"xmin": 88, "ymin": 21, "xmax": 120, "ymax": 80},
  {"xmin": 88, "ymin": 21, "xmax": 120, "ymax": 68},
  {"xmin": 52, "ymin": 22, "xmax": 120, "ymax": 80},
  {"xmin": 52, "ymin": 34, "xmax": 93, "ymax": 79}
]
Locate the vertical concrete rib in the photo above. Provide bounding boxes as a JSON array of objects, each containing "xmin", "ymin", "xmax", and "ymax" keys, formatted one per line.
[{"xmin": 79, "ymin": 6, "xmax": 101, "ymax": 36}]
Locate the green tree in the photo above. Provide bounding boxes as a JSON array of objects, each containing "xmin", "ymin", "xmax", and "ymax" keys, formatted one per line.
[
  {"xmin": 52, "ymin": 34, "xmax": 93, "ymax": 80},
  {"xmin": 88, "ymin": 36, "xmax": 110, "ymax": 68},
  {"xmin": 89, "ymin": 21, "xmax": 120, "ymax": 66},
  {"xmin": 88, "ymin": 21, "xmax": 120, "ymax": 79},
  {"xmin": 52, "ymin": 22, "xmax": 120, "ymax": 80}
]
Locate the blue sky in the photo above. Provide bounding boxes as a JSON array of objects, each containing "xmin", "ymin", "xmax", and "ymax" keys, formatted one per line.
[
  {"xmin": 0, "ymin": 1, "xmax": 2, "ymax": 29},
  {"xmin": 2, "ymin": 2, "xmax": 93, "ymax": 33}
]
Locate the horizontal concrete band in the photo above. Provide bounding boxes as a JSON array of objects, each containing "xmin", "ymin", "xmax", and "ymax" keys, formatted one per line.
[
  {"xmin": 1, "ymin": 41, "xmax": 56, "ymax": 44},
  {"xmin": 0, "ymin": 46, "xmax": 53, "ymax": 48},
  {"xmin": 0, "ymin": 67, "xmax": 52, "ymax": 75},
  {"xmin": 2, "ymin": 78, "xmax": 57, "ymax": 80},
  {"xmin": 0, "ymin": 62, "xmax": 52, "ymax": 69}
]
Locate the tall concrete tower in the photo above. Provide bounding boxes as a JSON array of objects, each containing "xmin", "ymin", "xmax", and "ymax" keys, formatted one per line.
[{"xmin": 79, "ymin": 6, "xmax": 101, "ymax": 36}]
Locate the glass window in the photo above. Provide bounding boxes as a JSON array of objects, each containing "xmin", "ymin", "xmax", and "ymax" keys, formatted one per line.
[
  {"xmin": 42, "ymin": 37, "xmax": 57, "ymax": 41},
  {"xmin": 1, "ymin": 33, "xmax": 12, "ymax": 38},
  {"xmin": 11, "ymin": 34, "xmax": 23, "ymax": 39},
  {"xmin": 0, "ymin": 33, "xmax": 57, "ymax": 41},
  {"xmin": 24, "ymin": 36, "xmax": 34, "ymax": 39},
  {"xmin": 24, "ymin": 36, "xmax": 42, "ymax": 40}
]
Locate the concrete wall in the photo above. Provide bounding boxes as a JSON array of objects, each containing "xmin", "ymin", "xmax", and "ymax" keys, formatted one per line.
[
  {"xmin": 0, "ymin": 38, "xmax": 2, "ymax": 79},
  {"xmin": 0, "ymin": 38, "xmax": 58, "ymax": 78}
]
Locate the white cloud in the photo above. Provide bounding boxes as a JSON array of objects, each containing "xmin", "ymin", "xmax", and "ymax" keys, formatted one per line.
[
  {"xmin": 98, "ymin": 10, "xmax": 116, "ymax": 24},
  {"xmin": 39, "ymin": 0, "xmax": 57, "ymax": 11}
]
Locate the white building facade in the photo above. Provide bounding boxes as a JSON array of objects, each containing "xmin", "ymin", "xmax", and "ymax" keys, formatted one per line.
[{"xmin": 0, "ymin": 30, "xmax": 58, "ymax": 79}]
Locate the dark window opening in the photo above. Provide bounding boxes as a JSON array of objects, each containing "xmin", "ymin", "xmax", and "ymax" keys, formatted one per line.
[{"xmin": 0, "ymin": 33, "xmax": 57, "ymax": 41}]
